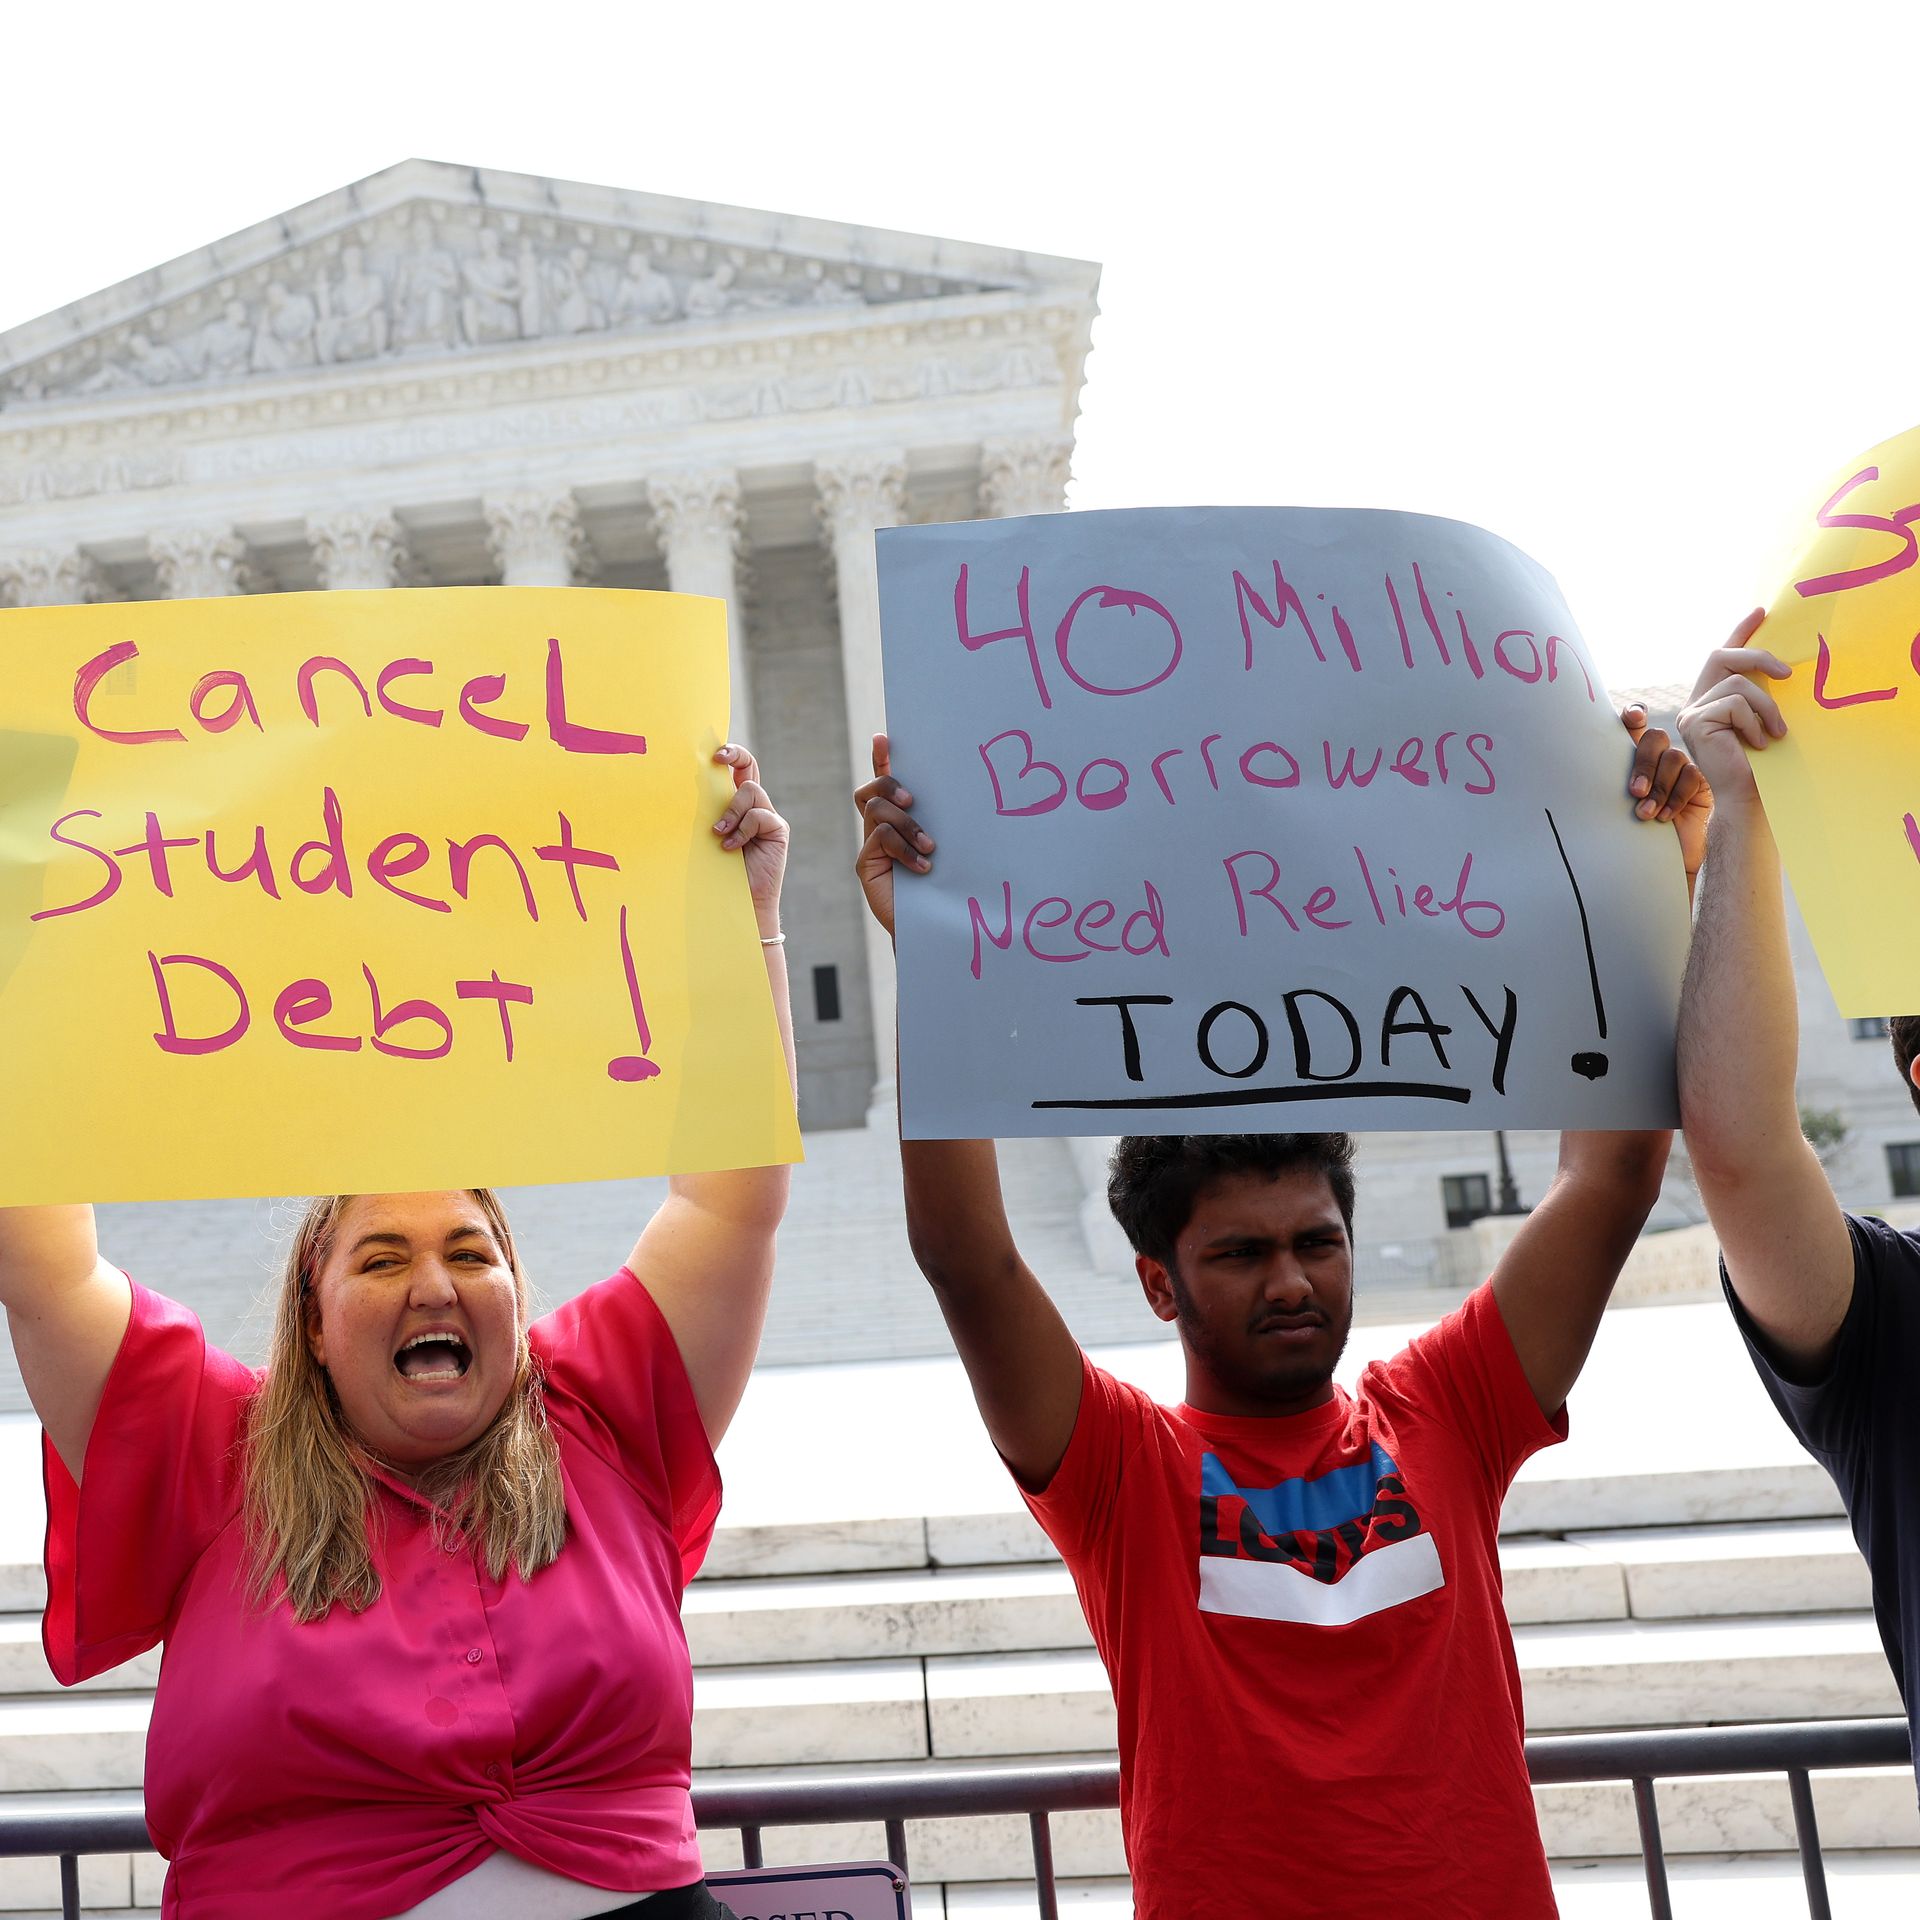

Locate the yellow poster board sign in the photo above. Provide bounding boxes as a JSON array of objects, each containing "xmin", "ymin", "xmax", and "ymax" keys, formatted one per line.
[
  {"xmin": 0, "ymin": 589, "xmax": 800, "ymax": 1204},
  {"xmin": 1753, "ymin": 426, "xmax": 1920, "ymax": 1016}
]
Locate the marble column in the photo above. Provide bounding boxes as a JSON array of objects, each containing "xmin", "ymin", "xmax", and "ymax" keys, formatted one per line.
[
  {"xmin": 816, "ymin": 450, "xmax": 908, "ymax": 1119},
  {"xmin": 979, "ymin": 435, "xmax": 1073, "ymax": 518},
  {"xmin": 308, "ymin": 509, "xmax": 412, "ymax": 589},
  {"xmin": 648, "ymin": 469, "xmax": 752, "ymax": 743},
  {"xmin": 150, "ymin": 529, "xmax": 251, "ymax": 598},
  {"xmin": 484, "ymin": 487, "xmax": 593, "ymax": 586},
  {"xmin": 0, "ymin": 547, "xmax": 105, "ymax": 606}
]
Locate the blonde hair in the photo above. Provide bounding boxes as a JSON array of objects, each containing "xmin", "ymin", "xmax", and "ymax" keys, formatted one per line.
[{"xmin": 243, "ymin": 1190, "xmax": 567, "ymax": 1622}]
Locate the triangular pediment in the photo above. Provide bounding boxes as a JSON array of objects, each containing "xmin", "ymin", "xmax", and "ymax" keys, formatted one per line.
[{"xmin": 0, "ymin": 159, "xmax": 1097, "ymax": 410}]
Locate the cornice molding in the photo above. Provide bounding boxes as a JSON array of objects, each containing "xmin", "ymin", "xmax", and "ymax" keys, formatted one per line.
[{"xmin": 0, "ymin": 304, "xmax": 1079, "ymax": 511}]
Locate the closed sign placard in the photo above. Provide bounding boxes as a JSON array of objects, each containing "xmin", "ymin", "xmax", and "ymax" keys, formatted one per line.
[{"xmin": 708, "ymin": 1861, "xmax": 910, "ymax": 1919}]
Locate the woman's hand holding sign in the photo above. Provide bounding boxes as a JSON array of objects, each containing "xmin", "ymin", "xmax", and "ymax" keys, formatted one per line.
[{"xmin": 713, "ymin": 741, "xmax": 790, "ymax": 935}]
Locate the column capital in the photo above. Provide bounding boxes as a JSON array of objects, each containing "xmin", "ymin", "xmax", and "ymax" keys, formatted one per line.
[
  {"xmin": 979, "ymin": 436, "xmax": 1073, "ymax": 518},
  {"xmin": 815, "ymin": 452, "xmax": 908, "ymax": 549},
  {"xmin": 307, "ymin": 509, "xmax": 412, "ymax": 590},
  {"xmin": 647, "ymin": 468, "xmax": 746, "ymax": 561},
  {"xmin": 0, "ymin": 546, "xmax": 106, "ymax": 607},
  {"xmin": 484, "ymin": 487, "xmax": 595, "ymax": 587},
  {"xmin": 150, "ymin": 528, "xmax": 253, "ymax": 598}
]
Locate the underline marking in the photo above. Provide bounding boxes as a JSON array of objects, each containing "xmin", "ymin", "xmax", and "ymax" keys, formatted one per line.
[{"xmin": 1033, "ymin": 1080, "xmax": 1472, "ymax": 1111}]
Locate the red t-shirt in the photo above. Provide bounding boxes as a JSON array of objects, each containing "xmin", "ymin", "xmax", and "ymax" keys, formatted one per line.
[
  {"xmin": 43, "ymin": 1269, "xmax": 721, "ymax": 1920},
  {"xmin": 1022, "ymin": 1282, "xmax": 1564, "ymax": 1920}
]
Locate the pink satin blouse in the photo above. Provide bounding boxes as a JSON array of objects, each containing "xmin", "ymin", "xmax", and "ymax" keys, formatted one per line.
[{"xmin": 43, "ymin": 1270, "xmax": 721, "ymax": 1919}]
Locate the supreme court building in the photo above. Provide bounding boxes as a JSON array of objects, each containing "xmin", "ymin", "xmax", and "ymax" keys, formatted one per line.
[{"xmin": 0, "ymin": 157, "xmax": 1099, "ymax": 1135}]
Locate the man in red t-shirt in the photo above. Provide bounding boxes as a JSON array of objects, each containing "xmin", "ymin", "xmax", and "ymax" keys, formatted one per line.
[{"xmin": 852, "ymin": 715, "xmax": 1706, "ymax": 1919}]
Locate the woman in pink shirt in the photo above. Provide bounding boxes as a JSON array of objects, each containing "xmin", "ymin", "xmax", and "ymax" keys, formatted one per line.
[{"xmin": 0, "ymin": 747, "xmax": 793, "ymax": 1920}]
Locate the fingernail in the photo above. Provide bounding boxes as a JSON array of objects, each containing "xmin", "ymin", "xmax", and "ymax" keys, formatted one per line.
[
  {"xmin": 916, "ymin": 834, "xmax": 934, "ymax": 852},
  {"xmin": 1631, "ymin": 776, "xmax": 1650, "ymax": 795},
  {"xmin": 896, "ymin": 789, "xmax": 914, "ymax": 806},
  {"xmin": 1637, "ymin": 800, "xmax": 1658, "ymax": 818},
  {"xmin": 915, "ymin": 857, "xmax": 930, "ymax": 871}
]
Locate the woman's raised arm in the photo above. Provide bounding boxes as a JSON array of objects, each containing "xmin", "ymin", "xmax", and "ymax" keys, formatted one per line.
[
  {"xmin": 626, "ymin": 745, "xmax": 795, "ymax": 1447},
  {"xmin": 0, "ymin": 1206, "xmax": 131, "ymax": 1481}
]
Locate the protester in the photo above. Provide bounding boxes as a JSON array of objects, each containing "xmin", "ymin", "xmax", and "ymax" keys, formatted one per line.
[
  {"xmin": 0, "ymin": 744, "xmax": 791, "ymax": 1920},
  {"xmin": 853, "ymin": 714, "xmax": 1706, "ymax": 1919},
  {"xmin": 1676, "ymin": 611, "xmax": 1920, "ymax": 1784}
]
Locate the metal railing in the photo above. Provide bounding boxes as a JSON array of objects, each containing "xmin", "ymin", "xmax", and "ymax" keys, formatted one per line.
[
  {"xmin": 1524, "ymin": 1718, "xmax": 1911, "ymax": 1920},
  {"xmin": 0, "ymin": 1718, "xmax": 1905, "ymax": 1919}
]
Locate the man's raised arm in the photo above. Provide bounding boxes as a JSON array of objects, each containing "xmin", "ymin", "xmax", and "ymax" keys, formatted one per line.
[
  {"xmin": 1490, "ymin": 706, "xmax": 1701, "ymax": 1415},
  {"xmin": 856, "ymin": 735, "xmax": 1083, "ymax": 1489},
  {"xmin": 1676, "ymin": 612, "xmax": 1853, "ymax": 1376}
]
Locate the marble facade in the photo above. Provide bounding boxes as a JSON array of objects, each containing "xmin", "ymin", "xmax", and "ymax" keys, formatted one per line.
[{"xmin": 0, "ymin": 159, "xmax": 1098, "ymax": 1129}]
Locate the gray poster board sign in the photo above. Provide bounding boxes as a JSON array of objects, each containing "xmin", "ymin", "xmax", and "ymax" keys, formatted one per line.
[
  {"xmin": 875, "ymin": 506, "xmax": 1689, "ymax": 1136},
  {"xmin": 709, "ymin": 1860, "xmax": 911, "ymax": 1919}
]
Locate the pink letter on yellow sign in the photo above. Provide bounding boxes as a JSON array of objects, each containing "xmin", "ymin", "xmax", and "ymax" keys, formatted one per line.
[
  {"xmin": 1752, "ymin": 426, "xmax": 1920, "ymax": 1015},
  {"xmin": 0, "ymin": 588, "xmax": 800, "ymax": 1204}
]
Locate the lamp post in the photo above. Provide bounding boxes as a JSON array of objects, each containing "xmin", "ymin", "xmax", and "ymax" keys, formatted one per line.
[{"xmin": 1494, "ymin": 1130, "xmax": 1525, "ymax": 1214}]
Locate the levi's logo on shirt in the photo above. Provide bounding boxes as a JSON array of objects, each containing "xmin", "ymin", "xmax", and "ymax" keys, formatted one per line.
[{"xmin": 1196, "ymin": 1442, "xmax": 1445, "ymax": 1626}]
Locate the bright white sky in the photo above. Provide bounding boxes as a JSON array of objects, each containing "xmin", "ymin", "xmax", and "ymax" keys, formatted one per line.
[{"xmin": 6, "ymin": 2, "xmax": 1917, "ymax": 693}]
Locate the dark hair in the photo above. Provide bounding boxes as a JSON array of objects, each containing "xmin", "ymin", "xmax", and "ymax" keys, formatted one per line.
[
  {"xmin": 1106, "ymin": 1134, "xmax": 1357, "ymax": 1267},
  {"xmin": 1894, "ymin": 1017, "xmax": 1920, "ymax": 1119}
]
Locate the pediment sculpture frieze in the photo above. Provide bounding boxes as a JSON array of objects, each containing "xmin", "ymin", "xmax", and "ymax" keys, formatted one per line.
[{"xmin": 3, "ymin": 207, "xmax": 989, "ymax": 409}]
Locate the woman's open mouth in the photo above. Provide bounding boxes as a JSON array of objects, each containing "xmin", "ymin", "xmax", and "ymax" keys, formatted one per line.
[{"xmin": 393, "ymin": 1332, "xmax": 472, "ymax": 1381}]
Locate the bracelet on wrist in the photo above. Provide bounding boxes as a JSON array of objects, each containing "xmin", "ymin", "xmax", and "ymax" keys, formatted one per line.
[{"xmin": 760, "ymin": 931, "xmax": 786, "ymax": 947}]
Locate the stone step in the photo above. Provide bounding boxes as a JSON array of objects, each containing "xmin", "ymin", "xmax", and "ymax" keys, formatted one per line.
[
  {"xmin": 1516, "ymin": 1611, "xmax": 1900, "ymax": 1732},
  {"xmin": 685, "ymin": 1564, "xmax": 1092, "ymax": 1667},
  {"xmin": 0, "ymin": 1619, "xmax": 158, "ymax": 1698},
  {"xmin": 692, "ymin": 1659, "xmax": 929, "ymax": 1769},
  {"xmin": 945, "ymin": 1853, "xmax": 1920, "ymax": 1917},
  {"xmin": 1567, "ymin": 1517, "xmax": 1874, "ymax": 1620},
  {"xmin": 698, "ymin": 1514, "xmax": 1875, "ymax": 1658},
  {"xmin": 684, "ymin": 1539, "xmax": 1626, "ymax": 1668},
  {"xmin": 922, "ymin": 1613, "xmax": 1902, "ymax": 1759},
  {"xmin": 0, "ymin": 1698, "xmax": 151, "ymax": 1792}
]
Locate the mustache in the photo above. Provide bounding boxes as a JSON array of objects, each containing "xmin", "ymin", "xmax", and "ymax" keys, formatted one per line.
[{"xmin": 1249, "ymin": 1306, "xmax": 1329, "ymax": 1334}]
